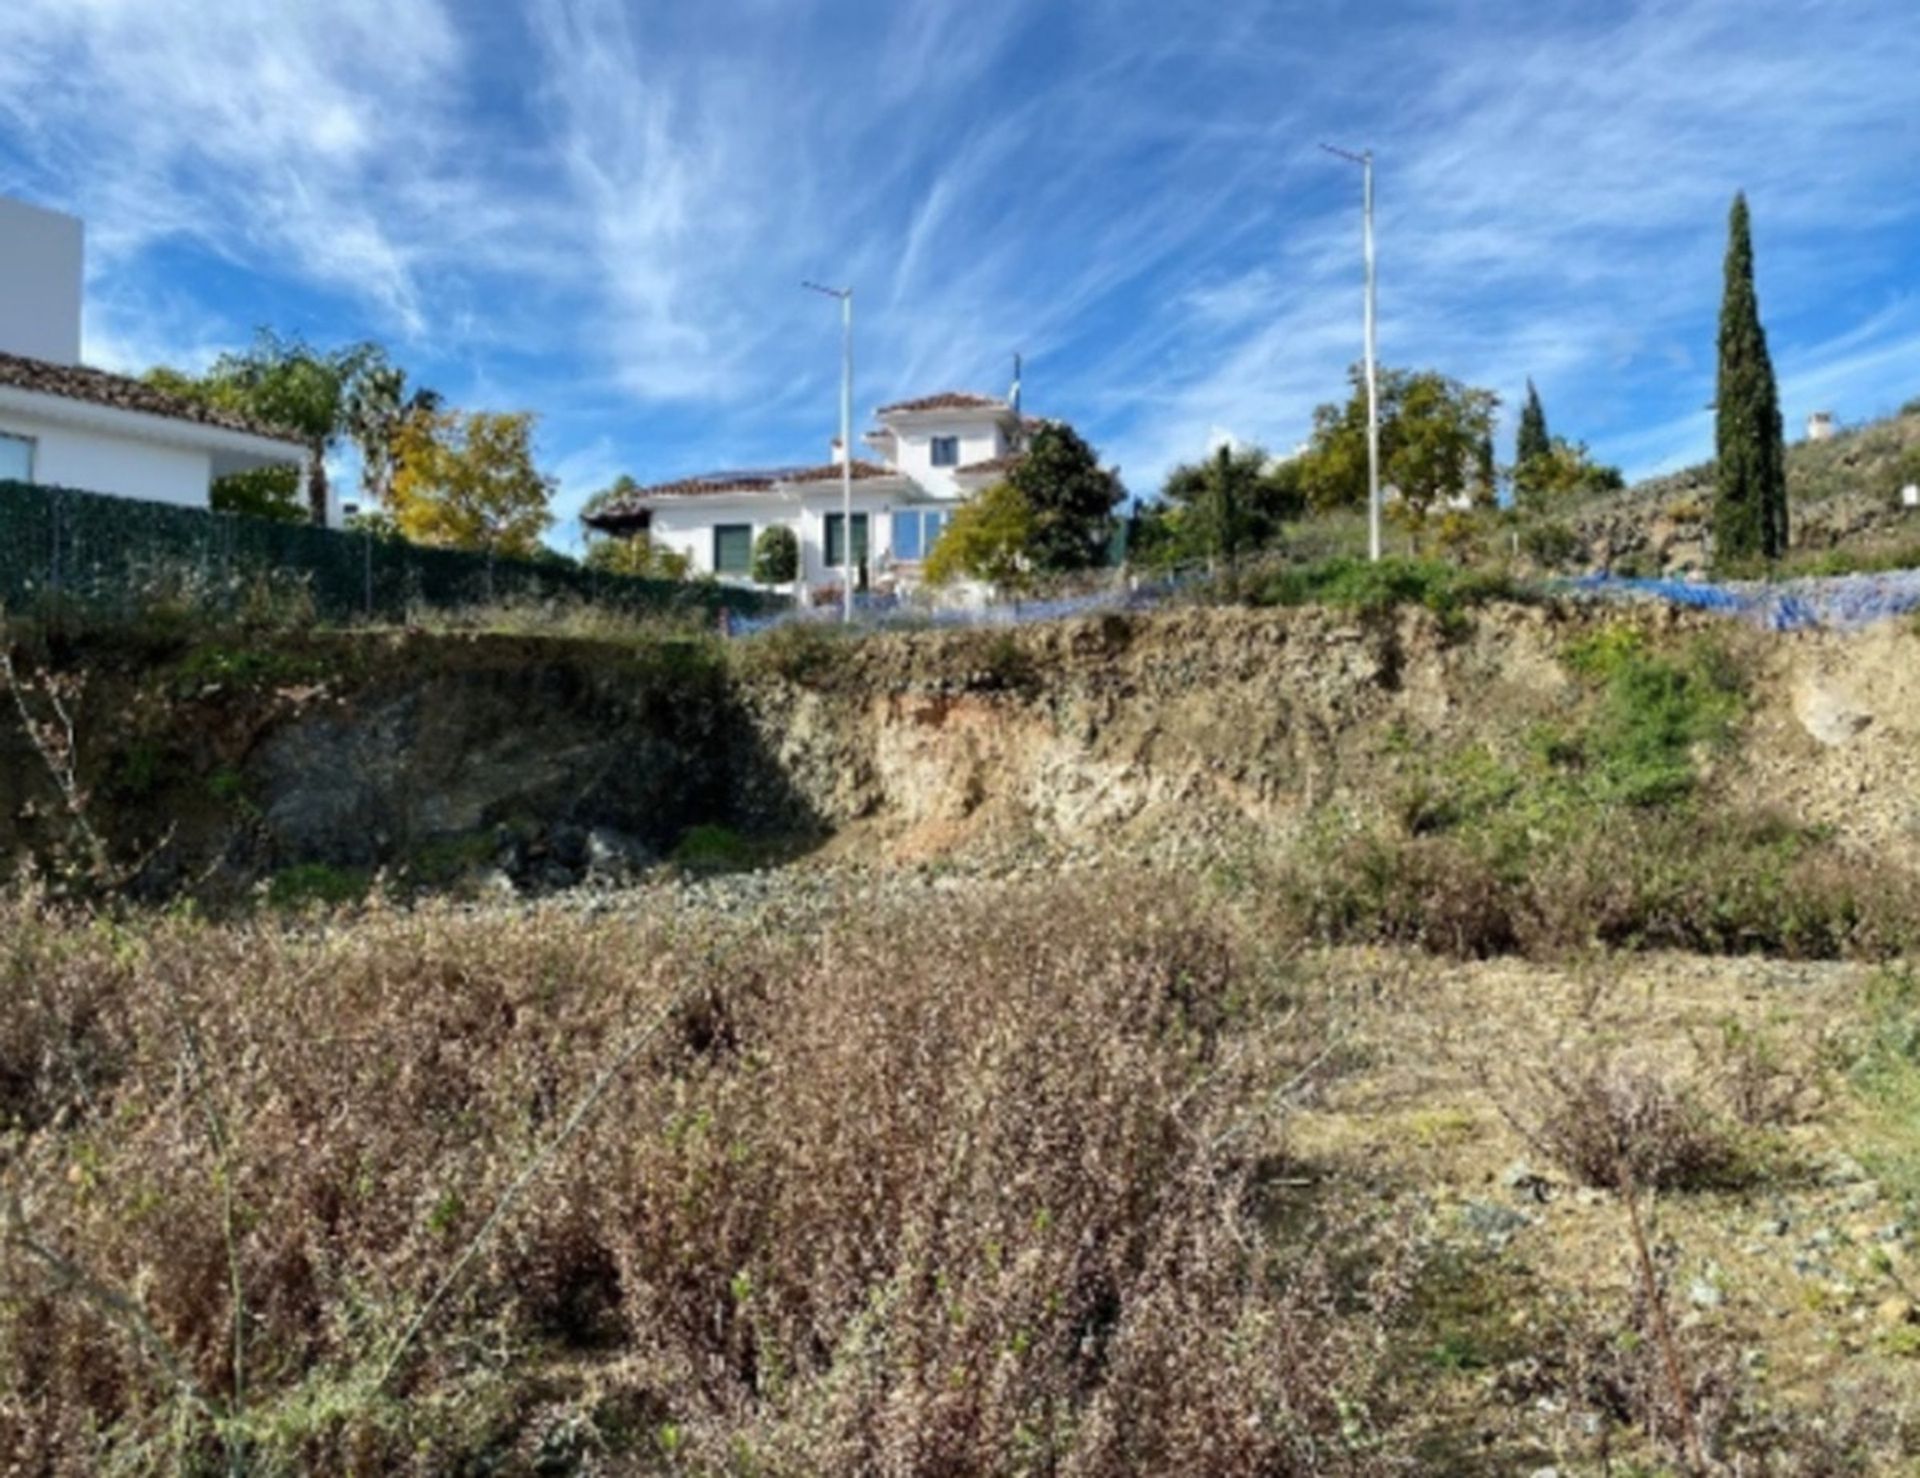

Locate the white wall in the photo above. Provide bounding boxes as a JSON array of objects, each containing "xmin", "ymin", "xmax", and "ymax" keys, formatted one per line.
[
  {"xmin": 0, "ymin": 408, "xmax": 211, "ymax": 507},
  {"xmin": 645, "ymin": 489, "xmax": 930, "ymax": 589},
  {"xmin": 648, "ymin": 498, "xmax": 802, "ymax": 583},
  {"xmin": 884, "ymin": 414, "xmax": 1009, "ymax": 498},
  {"xmin": 0, "ymin": 196, "xmax": 84, "ymax": 366}
]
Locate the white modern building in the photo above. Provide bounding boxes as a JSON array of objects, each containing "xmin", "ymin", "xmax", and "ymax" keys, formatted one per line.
[
  {"xmin": 583, "ymin": 391, "xmax": 1035, "ymax": 592},
  {"xmin": 0, "ymin": 195, "xmax": 307, "ymax": 507}
]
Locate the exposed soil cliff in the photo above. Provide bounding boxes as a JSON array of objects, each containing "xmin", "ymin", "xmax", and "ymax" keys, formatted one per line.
[{"xmin": 4, "ymin": 602, "xmax": 1918, "ymax": 895}]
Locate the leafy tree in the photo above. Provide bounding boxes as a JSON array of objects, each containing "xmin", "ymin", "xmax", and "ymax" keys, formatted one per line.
[
  {"xmin": 143, "ymin": 365, "xmax": 307, "ymax": 522},
  {"xmin": 752, "ymin": 525, "xmax": 799, "ymax": 584},
  {"xmin": 1296, "ymin": 365, "xmax": 1499, "ymax": 521},
  {"xmin": 580, "ymin": 474, "xmax": 642, "ymax": 526},
  {"xmin": 1159, "ymin": 443, "xmax": 1304, "ymax": 569},
  {"xmin": 197, "ymin": 330, "xmax": 381, "ymax": 525},
  {"xmin": 925, "ymin": 481, "xmax": 1038, "ymax": 588},
  {"xmin": 1514, "ymin": 438, "xmax": 1625, "ymax": 511},
  {"xmin": 1713, "ymin": 192, "xmax": 1787, "ymax": 563},
  {"xmin": 584, "ymin": 534, "xmax": 691, "ymax": 580},
  {"xmin": 209, "ymin": 466, "xmax": 306, "ymax": 522},
  {"xmin": 577, "ymin": 476, "xmax": 693, "ymax": 579},
  {"xmin": 1515, "ymin": 379, "xmax": 1551, "ymax": 468},
  {"xmin": 389, "ymin": 409, "xmax": 555, "ymax": 557},
  {"xmin": 1005, "ymin": 423, "xmax": 1121, "ymax": 571}
]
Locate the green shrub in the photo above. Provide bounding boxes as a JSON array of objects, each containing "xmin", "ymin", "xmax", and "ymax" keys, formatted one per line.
[
  {"xmin": 1246, "ymin": 555, "xmax": 1522, "ymax": 618},
  {"xmin": 1560, "ymin": 629, "xmax": 1744, "ymax": 807},
  {"xmin": 732, "ymin": 620, "xmax": 850, "ymax": 685},
  {"xmin": 668, "ymin": 824, "xmax": 756, "ymax": 874},
  {"xmin": 751, "ymin": 525, "xmax": 799, "ymax": 585},
  {"xmin": 1519, "ymin": 520, "xmax": 1583, "ymax": 570},
  {"xmin": 266, "ymin": 863, "xmax": 371, "ymax": 909}
]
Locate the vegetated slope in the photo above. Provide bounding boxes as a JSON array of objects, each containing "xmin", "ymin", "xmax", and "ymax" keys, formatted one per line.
[
  {"xmin": 1553, "ymin": 398, "xmax": 1920, "ymax": 574},
  {"xmin": 8, "ymin": 602, "xmax": 1920, "ymax": 943},
  {"xmin": 749, "ymin": 603, "xmax": 1920, "ymax": 880},
  {"xmin": 9, "ymin": 607, "xmax": 1920, "ymax": 1472}
]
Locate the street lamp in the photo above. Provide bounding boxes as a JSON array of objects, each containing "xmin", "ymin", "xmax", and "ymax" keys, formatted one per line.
[
  {"xmin": 803, "ymin": 280, "xmax": 855, "ymax": 622},
  {"xmin": 1321, "ymin": 144, "xmax": 1381, "ymax": 563}
]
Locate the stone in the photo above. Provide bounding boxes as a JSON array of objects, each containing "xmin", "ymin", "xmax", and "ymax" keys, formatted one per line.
[
  {"xmin": 1688, "ymin": 1278, "xmax": 1725, "ymax": 1309},
  {"xmin": 1874, "ymin": 1297, "xmax": 1914, "ymax": 1329},
  {"xmin": 1461, "ymin": 1201, "xmax": 1530, "ymax": 1249},
  {"xmin": 1500, "ymin": 1160, "xmax": 1554, "ymax": 1202},
  {"xmin": 1843, "ymin": 1183, "xmax": 1884, "ymax": 1213},
  {"xmin": 473, "ymin": 867, "xmax": 518, "ymax": 899},
  {"xmin": 585, "ymin": 825, "xmax": 653, "ymax": 881},
  {"xmin": 1794, "ymin": 680, "xmax": 1874, "ymax": 747}
]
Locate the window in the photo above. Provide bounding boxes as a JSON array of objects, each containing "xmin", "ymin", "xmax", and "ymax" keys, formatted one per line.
[
  {"xmin": 886, "ymin": 509, "xmax": 953, "ymax": 562},
  {"xmin": 890, "ymin": 510, "xmax": 923, "ymax": 561},
  {"xmin": 930, "ymin": 435, "xmax": 959, "ymax": 468},
  {"xmin": 0, "ymin": 433, "xmax": 33, "ymax": 484},
  {"xmin": 824, "ymin": 512, "xmax": 869, "ymax": 569},
  {"xmin": 713, "ymin": 523, "xmax": 753, "ymax": 575}
]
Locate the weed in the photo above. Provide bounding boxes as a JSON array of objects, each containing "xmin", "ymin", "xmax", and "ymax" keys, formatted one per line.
[
  {"xmin": 667, "ymin": 824, "xmax": 757, "ymax": 874},
  {"xmin": 731, "ymin": 619, "xmax": 851, "ymax": 685},
  {"xmin": 264, "ymin": 863, "xmax": 371, "ymax": 909},
  {"xmin": 0, "ymin": 878, "xmax": 1417, "ymax": 1472},
  {"xmin": 1497, "ymin": 1053, "xmax": 1746, "ymax": 1193},
  {"xmin": 1246, "ymin": 555, "xmax": 1524, "ymax": 620}
]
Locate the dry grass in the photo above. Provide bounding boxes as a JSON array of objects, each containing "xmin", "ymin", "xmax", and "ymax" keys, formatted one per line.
[{"xmin": 0, "ymin": 877, "xmax": 1423, "ymax": 1475}]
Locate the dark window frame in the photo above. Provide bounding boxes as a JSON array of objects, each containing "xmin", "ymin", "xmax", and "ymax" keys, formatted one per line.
[
  {"xmin": 713, "ymin": 522, "xmax": 754, "ymax": 575},
  {"xmin": 930, "ymin": 435, "xmax": 960, "ymax": 468},
  {"xmin": 824, "ymin": 511, "xmax": 870, "ymax": 568}
]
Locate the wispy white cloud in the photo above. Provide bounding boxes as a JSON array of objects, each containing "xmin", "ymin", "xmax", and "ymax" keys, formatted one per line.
[{"xmin": 2, "ymin": 0, "xmax": 1917, "ymax": 511}]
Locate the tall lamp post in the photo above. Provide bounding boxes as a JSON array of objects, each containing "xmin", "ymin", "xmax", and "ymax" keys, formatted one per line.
[
  {"xmin": 1321, "ymin": 144, "xmax": 1380, "ymax": 563},
  {"xmin": 803, "ymin": 280, "xmax": 855, "ymax": 622}
]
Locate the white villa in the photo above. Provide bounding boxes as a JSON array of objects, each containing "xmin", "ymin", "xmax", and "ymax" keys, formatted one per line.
[
  {"xmin": 583, "ymin": 391, "xmax": 1036, "ymax": 592},
  {"xmin": 0, "ymin": 195, "xmax": 307, "ymax": 509}
]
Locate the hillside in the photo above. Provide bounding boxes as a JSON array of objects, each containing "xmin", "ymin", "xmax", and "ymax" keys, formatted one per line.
[
  {"xmin": 6, "ymin": 604, "xmax": 1920, "ymax": 1472},
  {"xmin": 1552, "ymin": 400, "xmax": 1920, "ymax": 575}
]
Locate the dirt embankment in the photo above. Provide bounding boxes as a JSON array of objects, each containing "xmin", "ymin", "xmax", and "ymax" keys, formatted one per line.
[
  {"xmin": 4, "ymin": 603, "xmax": 1919, "ymax": 892},
  {"xmin": 745, "ymin": 604, "xmax": 1920, "ymax": 872}
]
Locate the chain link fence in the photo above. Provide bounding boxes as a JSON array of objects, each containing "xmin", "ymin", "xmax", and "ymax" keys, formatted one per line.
[{"xmin": 0, "ymin": 480, "xmax": 783, "ymax": 625}]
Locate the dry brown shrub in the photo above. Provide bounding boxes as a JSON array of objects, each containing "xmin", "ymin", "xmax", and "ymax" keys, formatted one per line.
[
  {"xmin": 1495, "ymin": 1053, "xmax": 1743, "ymax": 1193},
  {"xmin": 0, "ymin": 877, "xmax": 1416, "ymax": 1474}
]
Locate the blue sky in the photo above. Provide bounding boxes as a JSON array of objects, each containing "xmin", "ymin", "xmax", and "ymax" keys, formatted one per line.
[{"xmin": 1, "ymin": 0, "xmax": 1916, "ymax": 548}]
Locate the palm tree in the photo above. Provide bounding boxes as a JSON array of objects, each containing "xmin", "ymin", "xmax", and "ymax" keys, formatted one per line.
[{"xmin": 344, "ymin": 358, "xmax": 443, "ymax": 511}]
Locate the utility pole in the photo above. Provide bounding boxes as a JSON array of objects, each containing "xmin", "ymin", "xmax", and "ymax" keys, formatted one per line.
[
  {"xmin": 1322, "ymin": 144, "xmax": 1381, "ymax": 562},
  {"xmin": 804, "ymin": 280, "xmax": 856, "ymax": 622}
]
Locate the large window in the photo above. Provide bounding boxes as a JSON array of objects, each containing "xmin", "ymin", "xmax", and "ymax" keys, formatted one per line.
[
  {"xmin": 824, "ymin": 511, "xmax": 869, "ymax": 569},
  {"xmin": 887, "ymin": 509, "xmax": 953, "ymax": 562},
  {"xmin": 0, "ymin": 433, "xmax": 33, "ymax": 484},
  {"xmin": 713, "ymin": 523, "xmax": 753, "ymax": 575},
  {"xmin": 890, "ymin": 509, "xmax": 924, "ymax": 561},
  {"xmin": 930, "ymin": 435, "xmax": 959, "ymax": 468}
]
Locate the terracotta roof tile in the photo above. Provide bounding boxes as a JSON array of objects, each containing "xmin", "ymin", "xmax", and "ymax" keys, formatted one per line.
[
  {"xmin": 583, "ymin": 459, "xmax": 898, "ymax": 529},
  {"xmin": 875, "ymin": 391, "xmax": 1008, "ymax": 415},
  {"xmin": 954, "ymin": 452, "xmax": 1026, "ymax": 477},
  {"xmin": 0, "ymin": 350, "xmax": 307, "ymax": 446}
]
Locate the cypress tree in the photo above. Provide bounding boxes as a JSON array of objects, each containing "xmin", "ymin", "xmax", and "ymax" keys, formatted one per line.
[
  {"xmin": 1713, "ymin": 193, "xmax": 1787, "ymax": 563},
  {"xmin": 1515, "ymin": 379, "xmax": 1550, "ymax": 467}
]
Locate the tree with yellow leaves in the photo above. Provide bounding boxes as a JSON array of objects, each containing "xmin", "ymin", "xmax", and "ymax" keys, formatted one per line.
[{"xmin": 390, "ymin": 409, "xmax": 555, "ymax": 558}]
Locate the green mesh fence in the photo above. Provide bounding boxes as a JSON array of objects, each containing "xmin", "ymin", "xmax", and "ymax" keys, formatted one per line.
[{"xmin": 0, "ymin": 480, "xmax": 783, "ymax": 624}]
